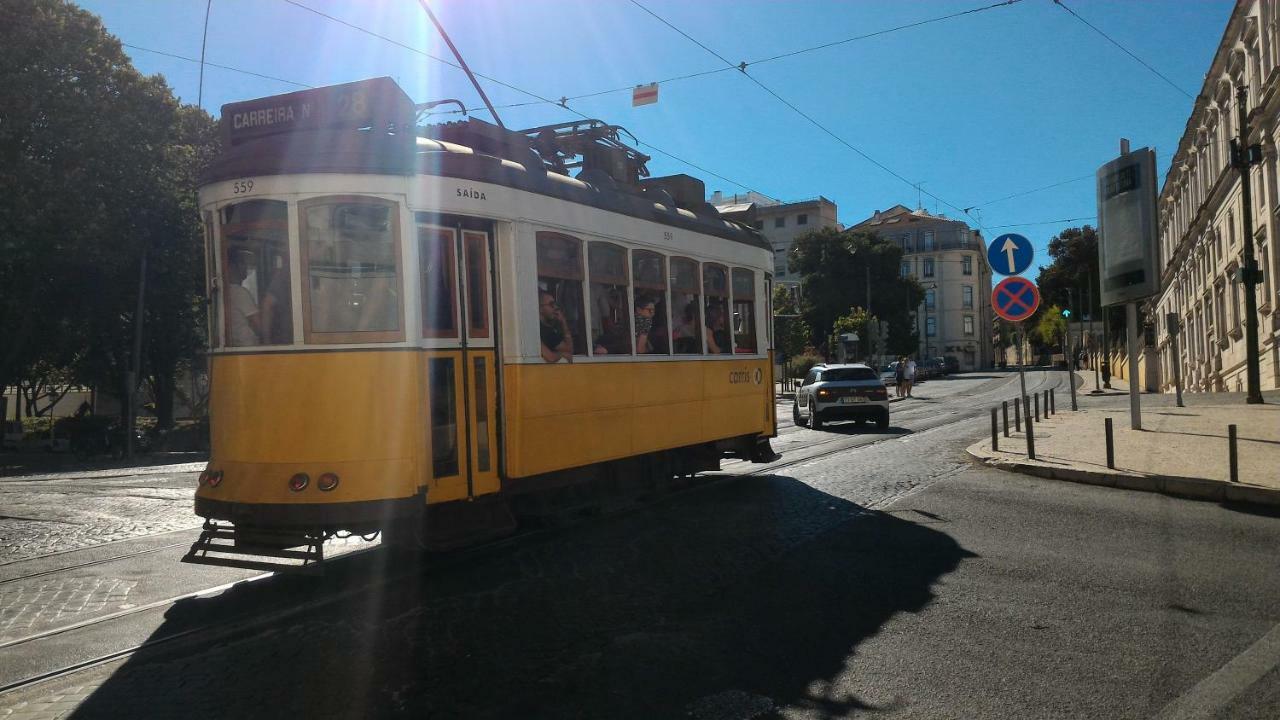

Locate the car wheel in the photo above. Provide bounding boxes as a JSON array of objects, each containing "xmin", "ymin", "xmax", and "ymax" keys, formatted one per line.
[
  {"xmin": 876, "ymin": 412, "xmax": 890, "ymax": 431},
  {"xmin": 811, "ymin": 411, "xmax": 823, "ymax": 430},
  {"xmin": 792, "ymin": 402, "xmax": 804, "ymax": 427}
]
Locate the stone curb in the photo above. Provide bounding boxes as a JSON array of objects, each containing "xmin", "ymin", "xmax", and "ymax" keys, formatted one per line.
[{"xmin": 965, "ymin": 439, "xmax": 1280, "ymax": 508}]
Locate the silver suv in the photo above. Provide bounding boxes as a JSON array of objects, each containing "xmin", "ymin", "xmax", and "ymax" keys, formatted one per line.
[{"xmin": 792, "ymin": 363, "xmax": 890, "ymax": 430}]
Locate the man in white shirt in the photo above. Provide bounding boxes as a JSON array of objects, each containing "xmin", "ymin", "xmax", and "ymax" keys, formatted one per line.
[
  {"xmin": 226, "ymin": 250, "xmax": 262, "ymax": 347},
  {"xmin": 903, "ymin": 357, "xmax": 917, "ymax": 397}
]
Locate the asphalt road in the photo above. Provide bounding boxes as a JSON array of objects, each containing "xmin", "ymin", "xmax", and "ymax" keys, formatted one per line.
[{"xmin": 1, "ymin": 370, "xmax": 1277, "ymax": 719}]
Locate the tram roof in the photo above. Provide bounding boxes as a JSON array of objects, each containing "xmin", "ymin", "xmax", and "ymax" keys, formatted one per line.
[{"xmin": 204, "ymin": 78, "xmax": 770, "ymax": 253}]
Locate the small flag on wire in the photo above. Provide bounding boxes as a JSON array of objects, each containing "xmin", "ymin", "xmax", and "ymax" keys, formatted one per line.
[{"xmin": 632, "ymin": 83, "xmax": 659, "ymax": 107}]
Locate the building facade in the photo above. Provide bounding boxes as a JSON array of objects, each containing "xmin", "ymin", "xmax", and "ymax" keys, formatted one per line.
[
  {"xmin": 710, "ymin": 191, "xmax": 839, "ymax": 287},
  {"xmin": 1153, "ymin": 0, "xmax": 1280, "ymax": 394},
  {"xmin": 852, "ymin": 205, "xmax": 993, "ymax": 370}
]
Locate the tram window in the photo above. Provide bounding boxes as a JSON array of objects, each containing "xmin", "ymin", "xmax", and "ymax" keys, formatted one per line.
[
  {"xmin": 588, "ymin": 242, "xmax": 631, "ymax": 356},
  {"xmin": 536, "ymin": 232, "xmax": 587, "ymax": 359},
  {"xmin": 703, "ymin": 263, "xmax": 731, "ymax": 355},
  {"xmin": 632, "ymin": 250, "xmax": 667, "ymax": 355},
  {"xmin": 419, "ymin": 226, "xmax": 457, "ymax": 338},
  {"xmin": 428, "ymin": 358, "xmax": 458, "ymax": 478},
  {"xmin": 669, "ymin": 257, "xmax": 702, "ymax": 354},
  {"xmin": 463, "ymin": 231, "xmax": 490, "ymax": 338},
  {"xmin": 732, "ymin": 268, "xmax": 757, "ymax": 353},
  {"xmin": 764, "ymin": 273, "xmax": 774, "ymax": 346},
  {"xmin": 301, "ymin": 198, "xmax": 403, "ymax": 343},
  {"xmin": 219, "ymin": 199, "xmax": 293, "ymax": 347}
]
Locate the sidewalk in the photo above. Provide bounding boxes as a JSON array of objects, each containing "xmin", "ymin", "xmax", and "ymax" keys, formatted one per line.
[{"xmin": 968, "ymin": 393, "xmax": 1280, "ymax": 508}]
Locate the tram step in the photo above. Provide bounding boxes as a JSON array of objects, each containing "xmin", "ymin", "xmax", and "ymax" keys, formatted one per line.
[{"xmin": 181, "ymin": 522, "xmax": 325, "ymax": 575}]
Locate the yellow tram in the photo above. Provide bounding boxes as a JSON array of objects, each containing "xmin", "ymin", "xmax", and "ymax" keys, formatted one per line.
[{"xmin": 187, "ymin": 78, "xmax": 777, "ymax": 568}]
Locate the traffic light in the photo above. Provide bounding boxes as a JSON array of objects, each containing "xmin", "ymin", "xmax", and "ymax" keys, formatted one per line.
[{"xmin": 1061, "ymin": 308, "xmax": 1072, "ymax": 319}]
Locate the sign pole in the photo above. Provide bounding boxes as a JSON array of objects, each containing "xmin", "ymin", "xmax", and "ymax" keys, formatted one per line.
[
  {"xmin": 1126, "ymin": 301, "xmax": 1142, "ymax": 430},
  {"xmin": 1017, "ymin": 324, "xmax": 1028, "ymax": 404}
]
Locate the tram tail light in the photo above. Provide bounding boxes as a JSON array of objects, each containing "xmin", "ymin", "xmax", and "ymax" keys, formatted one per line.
[
  {"xmin": 288, "ymin": 473, "xmax": 310, "ymax": 492},
  {"xmin": 317, "ymin": 472, "xmax": 340, "ymax": 492},
  {"xmin": 207, "ymin": 471, "xmax": 224, "ymax": 487}
]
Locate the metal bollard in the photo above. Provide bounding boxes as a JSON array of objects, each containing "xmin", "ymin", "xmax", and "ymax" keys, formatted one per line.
[
  {"xmin": 1045, "ymin": 389, "xmax": 1051, "ymax": 416},
  {"xmin": 1105, "ymin": 417, "xmax": 1114, "ymax": 468},
  {"xmin": 1050, "ymin": 388, "xmax": 1055, "ymax": 415},
  {"xmin": 1229, "ymin": 424, "xmax": 1238, "ymax": 483},
  {"xmin": 1002, "ymin": 401, "xmax": 1010, "ymax": 437},
  {"xmin": 1034, "ymin": 392, "xmax": 1040, "ymax": 421},
  {"xmin": 1025, "ymin": 395, "xmax": 1036, "ymax": 459},
  {"xmin": 991, "ymin": 408, "xmax": 999, "ymax": 452},
  {"xmin": 1014, "ymin": 397, "xmax": 1022, "ymax": 432}
]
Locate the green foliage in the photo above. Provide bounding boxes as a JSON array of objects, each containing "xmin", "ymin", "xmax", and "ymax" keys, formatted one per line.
[
  {"xmin": 1037, "ymin": 305, "xmax": 1068, "ymax": 348},
  {"xmin": 1033, "ymin": 226, "xmax": 1101, "ymax": 328},
  {"xmin": 771, "ymin": 285, "xmax": 811, "ymax": 358},
  {"xmin": 787, "ymin": 228, "xmax": 921, "ymax": 357},
  {"xmin": 0, "ymin": 0, "xmax": 217, "ymax": 428},
  {"xmin": 786, "ymin": 353, "xmax": 825, "ymax": 378}
]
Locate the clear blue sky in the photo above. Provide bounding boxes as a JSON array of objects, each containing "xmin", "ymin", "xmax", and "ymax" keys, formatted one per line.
[{"xmin": 80, "ymin": 0, "xmax": 1233, "ymax": 277}]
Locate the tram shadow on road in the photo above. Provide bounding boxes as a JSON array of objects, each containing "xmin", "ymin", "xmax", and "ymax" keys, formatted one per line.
[{"xmin": 70, "ymin": 475, "xmax": 973, "ymax": 720}]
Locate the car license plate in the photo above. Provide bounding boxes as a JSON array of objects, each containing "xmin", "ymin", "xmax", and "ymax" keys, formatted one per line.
[{"xmin": 840, "ymin": 396, "xmax": 866, "ymax": 404}]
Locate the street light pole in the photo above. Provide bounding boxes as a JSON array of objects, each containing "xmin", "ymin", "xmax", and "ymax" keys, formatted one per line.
[{"xmin": 1233, "ymin": 85, "xmax": 1265, "ymax": 404}]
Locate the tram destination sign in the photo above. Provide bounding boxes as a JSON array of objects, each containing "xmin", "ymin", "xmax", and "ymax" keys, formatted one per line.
[{"xmin": 221, "ymin": 77, "xmax": 416, "ymax": 146}]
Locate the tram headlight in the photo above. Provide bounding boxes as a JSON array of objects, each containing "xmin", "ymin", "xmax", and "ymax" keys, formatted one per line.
[
  {"xmin": 288, "ymin": 473, "xmax": 310, "ymax": 492},
  {"xmin": 317, "ymin": 472, "xmax": 340, "ymax": 492}
]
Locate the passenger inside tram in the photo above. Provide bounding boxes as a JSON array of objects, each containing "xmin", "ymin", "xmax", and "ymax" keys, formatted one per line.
[
  {"xmin": 538, "ymin": 289, "xmax": 574, "ymax": 363},
  {"xmin": 633, "ymin": 294, "xmax": 657, "ymax": 354},
  {"xmin": 672, "ymin": 297, "xmax": 701, "ymax": 354},
  {"xmin": 225, "ymin": 249, "xmax": 262, "ymax": 346},
  {"xmin": 705, "ymin": 301, "xmax": 732, "ymax": 354}
]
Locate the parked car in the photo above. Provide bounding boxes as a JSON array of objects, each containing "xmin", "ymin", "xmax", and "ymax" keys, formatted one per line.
[
  {"xmin": 792, "ymin": 363, "xmax": 890, "ymax": 431},
  {"xmin": 943, "ymin": 356, "xmax": 960, "ymax": 374}
]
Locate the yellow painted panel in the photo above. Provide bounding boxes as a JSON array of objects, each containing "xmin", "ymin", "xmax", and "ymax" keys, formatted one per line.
[
  {"xmin": 504, "ymin": 358, "xmax": 770, "ymax": 478},
  {"xmin": 195, "ymin": 457, "xmax": 414, "ymax": 504}
]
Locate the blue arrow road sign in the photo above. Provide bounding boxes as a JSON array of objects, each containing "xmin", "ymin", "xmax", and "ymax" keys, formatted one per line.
[{"xmin": 987, "ymin": 233, "xmax": 1034, "ymax": 276}]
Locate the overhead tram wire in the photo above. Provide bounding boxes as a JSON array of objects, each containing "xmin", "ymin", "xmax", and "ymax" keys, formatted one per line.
[
  {"xmin": 628, "ymin": 0, "xmax": 971, "ymax": 219},
  {"xmin": 122, "ymin": 43, "xmax": 313, "ymax": 88},
  {"xmin": 962, "ymin": 174, "xmax": 1094, "ymax": 213},
  {"xmin": 985, "ymin": 215, "xmax": 1096, "ymax": 229},
  {"xmin": 1051, "ymin": 0, "xmax": 1194, "ymax": 100},
  {"xmin": 421, "ymin": 0, "xmax": 1026, "ymax": 118},
  {"xmin": 277, "ymin": 0, "xmax": 777, "ymax": 199}
]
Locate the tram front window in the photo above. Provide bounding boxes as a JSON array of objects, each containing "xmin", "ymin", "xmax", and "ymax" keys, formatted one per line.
[
  {"xmin": 219, "ymin": 200, "xmax": 293, "ymax": 347},
  {"xmin": 301, "ymin": 198, "xmax": 404, "ymax": 343}
]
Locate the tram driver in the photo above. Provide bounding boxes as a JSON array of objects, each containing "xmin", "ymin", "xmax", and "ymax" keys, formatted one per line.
[
  {"xmin": 226, "ymin": 249, "xmax": 263, "ymax": 346},
  {"xmin": 538, "ymin": 290, "xmax": 574, "ymax": 363}
]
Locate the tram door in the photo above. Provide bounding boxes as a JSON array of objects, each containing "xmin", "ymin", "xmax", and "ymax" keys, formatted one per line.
[{"xmin": 418, "ymin": 219, "xmax": 500, "ymax": 502}]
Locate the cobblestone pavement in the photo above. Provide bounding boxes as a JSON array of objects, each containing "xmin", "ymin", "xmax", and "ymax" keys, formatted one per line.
[
  {"xmin": 0, "ymin": 577, "xmax": 140, "ymax": 639},
  {"xmin": 2, "ymin": 372, "xmax": 1098, "ymax": 719},
  {"xmin": 0, "ymin": 469, "xmax": 199, "ymax": 565}
]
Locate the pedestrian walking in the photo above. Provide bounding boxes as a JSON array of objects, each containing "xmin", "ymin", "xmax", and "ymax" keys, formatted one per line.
[
  {"xmin": 894, "ymin": 356, "xmax": 906, "ymax": 398},
  {"xmin": 904, "ymin": 357, "xmax": 917, "ymax": 397}
]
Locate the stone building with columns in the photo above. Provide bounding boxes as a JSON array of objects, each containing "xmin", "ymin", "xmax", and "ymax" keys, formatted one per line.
[{"xmin": 1153, "ymin": 0, "xmax": 1280, "ymax": 394}]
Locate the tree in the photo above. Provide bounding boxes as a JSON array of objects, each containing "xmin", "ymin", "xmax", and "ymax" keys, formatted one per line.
[
  {"xmin": 771, "ymin": 285, "xmax": 811, "ymax": 359},
  {"xmin": 1036, "ymin": 305, "xmax": 1068, "ymax": 349},
  {"xmin": 0, "ymin": 0, "xmax": 212, "ymax": 428},
  {"xmin": 788, "ymin": 227, "xmax": 921, "ymax": 358}
]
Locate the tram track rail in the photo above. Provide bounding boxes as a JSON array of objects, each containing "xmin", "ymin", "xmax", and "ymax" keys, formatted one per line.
[
  {"xmin": 0, "ymin": 539, "xmax": 194, "ymax": 587},
  {"xmin": 0, "ymin": 371, "xmax": 1071, "ymax": 702}
]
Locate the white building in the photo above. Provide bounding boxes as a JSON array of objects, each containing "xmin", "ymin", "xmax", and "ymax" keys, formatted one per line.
[
  {"xmin": 1153, "ymin": 0, "xmax": 1280, "ymax": 394},
  {"xmin": 852, "ymin": 205, "xmax": 993, "ymax": 370},
  {"xmin": 710, "ymin": 191, "xmax": 838, "ymax": 288}
]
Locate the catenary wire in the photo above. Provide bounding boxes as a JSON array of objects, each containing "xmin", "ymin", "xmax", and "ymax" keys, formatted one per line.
[
  {"xmin": 985, "ymin": 215, "xmax": 1096, "ymax": 229},
  {"xmin": 423, "ymin": 0, "xmax": 1026, "ymax": 117},
  {"xmin": 629, "ymin": 0, "xmax": 973, "ymax": 219},
  {"xmin": 963, "ymin": 174, "xmax": 1094, "ymax": 212},
  {"xmin": 1051, "ymin": 0, "xmax": 1194, "ymax": 100},
  {"xmin": 122, "ymin": 43, "xmax": 314, "ymax": 88}
]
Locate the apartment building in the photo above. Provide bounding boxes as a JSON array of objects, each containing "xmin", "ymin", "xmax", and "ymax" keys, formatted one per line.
[
  {"xmin": 852, "ymin": 205, "xmax": 993, "ymax": 370},
  {"xmin": 710, "ymin": 191, "xmax": 838, "ymax": 287},
  {"xmin": 1153, "ymin": 0, "xmax": 1280, "ymax": 393}
]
